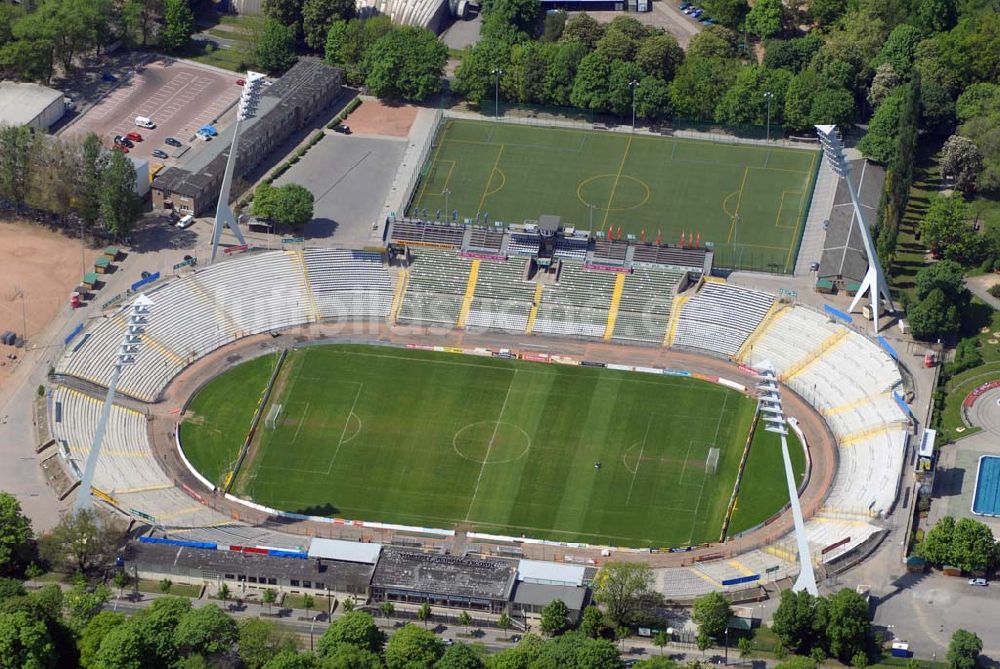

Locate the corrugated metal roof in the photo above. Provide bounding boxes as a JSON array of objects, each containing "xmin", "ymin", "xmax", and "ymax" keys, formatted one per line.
[{"xmin": 307, "ymin": 538, "xmax": 382, "ymax": 564}]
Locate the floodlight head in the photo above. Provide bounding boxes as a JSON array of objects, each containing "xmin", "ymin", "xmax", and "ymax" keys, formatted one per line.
[{"xmin": 238, "ymin": 71, "xmax": 268, "ymax": 121}]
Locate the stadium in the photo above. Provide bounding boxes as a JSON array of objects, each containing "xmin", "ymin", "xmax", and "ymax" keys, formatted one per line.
[{"xmin": 45, "ymin": 117, "xmax": 913, "ymax": 601}]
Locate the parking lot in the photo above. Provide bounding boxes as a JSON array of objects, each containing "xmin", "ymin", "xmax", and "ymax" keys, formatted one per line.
[{"xmin": 60, "ymin": 59, "xmax": 241, "ymax": 164}]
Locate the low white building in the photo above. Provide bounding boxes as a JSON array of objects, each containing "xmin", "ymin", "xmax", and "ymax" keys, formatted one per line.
[{"xmin": 0, "ymin": 81, "xmax": 66, "ymax": 131}]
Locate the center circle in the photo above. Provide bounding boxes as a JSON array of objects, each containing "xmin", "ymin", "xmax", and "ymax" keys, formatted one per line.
[
  {"xmin": 577, "ymin": 175, "xmax": 651, "ymax": 213},
  {"xmin": 453, "ymin": 421, "xmax": 532, "ymax": 464}
]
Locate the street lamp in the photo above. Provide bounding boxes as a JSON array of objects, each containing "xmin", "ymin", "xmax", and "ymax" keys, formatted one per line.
[
  {"xmin": 492, "ymin": 68, "xmax": 504, "ymax": 118},
  {"xmin": 764, "ymin": 91, "xmax": 774, "ymax": 142},
  {"xmin": 723, "ymin": 626, "xmax": 729, "ymax": 665},
  {"xmin": 310, "ymin": 614, "xmax": 320, "ymax": 652},
  {"xmin": 630, "ymin": 79, "xmax": 639, "ymax": 131}
]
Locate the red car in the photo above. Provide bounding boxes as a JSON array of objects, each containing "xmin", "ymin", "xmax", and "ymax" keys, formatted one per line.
[
  {"xmin": 126, "ymin": 131, "xmax": 143, "ymax": 142},
  {"xmin": 236, "ymin": 78, "xmax": 245, "ymax": 86},
  {"xmin": 113, "ymin": 144, "xmax": 129, "ymax": 154}
]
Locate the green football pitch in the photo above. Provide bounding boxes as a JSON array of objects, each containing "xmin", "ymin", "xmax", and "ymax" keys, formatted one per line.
[
  {"xmin": 181, "ymin": 345, "xmax": 804, "ymax": 547},
  {"xmin": 408, "ymin": 120, "xmax": 820, "ymax": 273}
]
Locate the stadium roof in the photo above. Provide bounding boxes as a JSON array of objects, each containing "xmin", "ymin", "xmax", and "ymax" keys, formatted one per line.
[
  {"xmin": 0, "ymin": 81, "xmax": 62, "ymax": 126},
  {"xmin": 511, "ymin": 581, "xmax": 588, "ymax": 611},
  {"xmin": 308, "ymin": 538, "xmax": 382, "ymax": 564},
  {"xmin": 516, "ymin": 559, "xmax": 586, "ymax": 586},
  {"xmin": 372, "ymin": 549, "xmax": 517, "ymax": 600},
  {"xmin": 819, "ymin": 159, "xmax": 885, "ymax": 284}
]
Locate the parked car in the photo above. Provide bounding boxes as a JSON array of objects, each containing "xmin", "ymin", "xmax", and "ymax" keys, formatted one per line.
[
  {"xmin": 152, "ymin": 149, "xmax": 169, "ymax": 159},
  {"xmin": 333, "ymin": 124, "xmax": 351, "ymax": 135},
  {"xmin": 101, "ymin": 71, "xmax": 117, "ymax": 82},
  {"xmin": 112, "ymin": 144, "xmax": 129, "ymax": 154},
  {"xmin": 810, "ymin": 261, "xmax": 820, "ymax": 272},
  {"xmin": 704, "ymin": 17, "xmax": 717, "ymax": 23},
  {"xmin": 176, "ymin": 214, "xmax": 195, "ymax": 229},
  {"xmin": 698, "ymin": 14, "xmax": 712, "ymax": 21},
  {"xmin": 969, "ymin": 578, "xmax": 988, "ymax": 586},
  {"xmin": 165, "ymin": 137, "xmax": 182, "ymax": 147},
  {"xmin": 236, "ymin": 78, "xmax": 245, "ymax": 86},
  {"xmin": 120, "ymin": 137, "xmax": 134, "ymax": 148},
  {"xmin": 691, "ymin": 8, "xmax": 704, "ymax": 16},
  {"xmin": 134, "ymin": 116, "xmax": 155, "ymax": 129},
  {"xmin": 126, "ymin": 131, "xmax": 143, "ymax": 142}
]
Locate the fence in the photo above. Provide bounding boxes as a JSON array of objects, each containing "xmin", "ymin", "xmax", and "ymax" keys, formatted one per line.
[{"xmin": 381, "ymin": 108, "xmax": 443, "ymax": 225}]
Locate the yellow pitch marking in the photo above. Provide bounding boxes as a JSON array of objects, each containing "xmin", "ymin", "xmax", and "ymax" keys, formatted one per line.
[{"xmin": 601, "ymin": 136, "xmax": 633, "ymax": 229}]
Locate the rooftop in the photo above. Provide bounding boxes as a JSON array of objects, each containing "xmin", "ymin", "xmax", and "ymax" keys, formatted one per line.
[
  {"xmin": 371, "ymin": 549, "xmax": 517, "ymax": 600},
  {"xmin": 129, "ymin": 541, "xmax": 375, "ymax": 592},
  {"xmin": 819, "ymin": 159, "xmax": 885, "ymax": 283},
  {"xmin": 510, "ymin": 581, "xmax": 588, "ymax": 611},
  {"xmin": 308, "ymin": 538, "xmax": 382, "ymax": 564},
  {"xmin": 0, "ymin": 81, "xmax": 62, "ymax": 125},
  {"xmin": 516, "ymin": 559, "xmax": 586, "ymax": 587}
]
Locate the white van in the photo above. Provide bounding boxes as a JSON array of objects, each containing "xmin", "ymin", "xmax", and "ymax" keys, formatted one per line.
[
  {"xmin": 176, "ymin": 214, "xmax": 195, "ymax": 229},
  {"xmin": 135, "ymin": 116, "xmax": 156, "ymax": 128}
]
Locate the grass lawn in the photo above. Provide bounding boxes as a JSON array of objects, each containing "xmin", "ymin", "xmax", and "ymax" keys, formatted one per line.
[
  {"xmin": 180, "ymin": 353, "xmax": 278, "ymax": 488},
  {"xmin": 137, "ymin": 579, "xmax": 203, "ymax": 598},
  {"xmin": 940, "ymin": 306, "xmax": 1000, "ymax": 441},
  {"xmin": 727, "ymin": 424, "xmax": 806, "ymax": 537},
  {"xmin": 209, "ymin": 344, "xmax": 790, "ymax": 547},
  {"xmin": 409, "ymin": 119, "xmax": 819, "ymax": 273},
  {"xmin": 890, "ymin": 139, "xmax": 941, "ymax": 301}
]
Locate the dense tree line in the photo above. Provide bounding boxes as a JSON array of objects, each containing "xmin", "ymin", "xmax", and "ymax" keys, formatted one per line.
[
  {"xmin": 916, "ymin": 516, "xmax": 999, "ymax": 573},
  {"xmin": 0, "ymin": 126, "xmax": 141, "ymax": 237},
  {"xmin": 770, "ymin": 588, "xmax": 871, "ymax": 664}
]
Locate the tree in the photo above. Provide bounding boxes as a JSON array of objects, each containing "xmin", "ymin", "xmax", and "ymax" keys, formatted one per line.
[
  {"xmin": 714, "ymin": 65, "xmax": 792, "ymax": 125},
  {"xmin": 159, "ymin": 578, "xmax": 173, "ymax": 594},
  {"xmin": 908, "ymin": 288, "xmax": 960, "ymax": 339},
  {"xmin": 78, "ymin": 611, "xmax": 125, "ymax": 669},
  {"xmin": 0, "ymin": 608, "xmax": 54, "ymax": 669},
  {"xmin": 498, "ymin": 612, "xmax": 513, "ymax": 639},
  {"xmin": 545, "ymin": 40, "xmax": 587, "ymax": 106},
  {"xmin": 377, "ymin": 600, "xmax": 394, "ymax": 623},
  {"xmin": 39, "ymin": 509, "xmax": 122, "ymax": 575},
  {"xmin": 947, "ymin": 630, "xmax": 982, "ymax": 669},
  {"xmin": 916, "ymin": 0, "xmax": 956, "ymax": 33},
  {"xmin": 593, "ymin": 562, "xmax": 653, "ymax": 627},
  {"xmin": 364, "ymin": 26, "xmax": 446, "ymax": 101},
  {"xmin": 817, "ymin": 588, "xmax": 870, "ymax": 662},
  {"xmin": 562, "ymin": 12, "xmax": 604, "ymax": 50},
  {"xmin": 772, "ymin": 589, "xmax": 818, "ymax": 653},
  {"xmin": 914, "ymin": 260, "xmax": 967, "ymax": 303},
  {"xmin": 341, "ymin": 598, "xmax": 355, "ymax": 612},
  {"xmin": 608, "ymin": 60, "xmax": 645, "ymax": 117},
  {"xmin": 265, "ymin": 0, "xmax": 305, "ymax": 28},
  {"xmin": 540, "ymin": 599, "xmax": 571, "ymax": 636},
  {"xmin": 774, "ymin": 658, "xmax": 818, "ymax": 669},
  {"xmin": 875, "ymin": 24, "xmax": 922, "ymax": 76},
  {"xmin": 570, "ymin": 51, "xmax": 613, "ymax": 111},
  {"xmin": 480, "ymin": 0, "xmax": 541, "ymax": 42},
  {"xmin": 238, "ymin": 619, "xmax": 297, "ymax": 669},
  {"xmin": 457, "ymin": 610, "xmax": 473, "ymax": 635},
  {"xmin": 702, "ymin": 0, "xmax": 748, "ymax": 28},
  {"xmin": 302, "ymin": 0, "xmax": 354, "ymax": 51},
  {"xmin": 635, "ymin": 34, "xmax": 683, "ymax": 81},
  {"xmin": 454, "ymin": 39, "xmax": 512, "ymax": 106},
  {"xmin": 868, "ymin": 64, "xmax": 901, "ymax": 108},
  {"xmin": 417, "ymin": 602, "xmax": 433, "ymax": 628},
  {"xmin": 218, "ymin": 583, "xmax": 232, "ymax": 606},
  {"xmin": 322, "ymin": 644, "xmax": 382, "ymax": 669},
  {"xmin": 255, "ymin": 18, "xmax": 298, "ymax": 74},
  {"xmin": 634, "ymin": 76, "xmax": 673, "ymax": 121},
  {"xmin": 318, "ymin": 611, "xmax": 385, "ymax": 656},
  {"xmin": 858, "ymin": 87, "xmax": 907, "ymax": 163},
  {"xmin": 808, "ymin": 0, "xmax": 846, "ymax": 24},
  {"xmin": 174, "ymin": 604, "xmax": 238, "ymax": 658},
  {"xmin": 669, "ymin": 56, "xmax": 737, "ymax": 120},
  {"xmin": 132, "ymin": 596, "xmax": 192, "ymax": 668},
  {"xmin": 253, "ymin": 183, "xmax": 314, "ymax": 228},
  {"xmin": 580, "ymin": 606, "xmax": 607, "ymax": 639},
  {"xmin": 763, "ymin": 35, "xmax": 822, "ymax": 73},
  {"xmin": 920, "ymin": 78, "xmax": 954, "ymax": 131},
  {"xmin": 263, "ymin": 649, "xmax": 319, "ymax": 669},
  {"xmin": 97, "ymin": 150, "xmax": 141, "ymax": 238},
  {"xmin": 0, "ymin": 492, "xmax": 32, "ymax": 575},
  {"xmin": 77, "ymin": 134, "xmax": 105, "ymax": 229},
  {"xmin": 919, "ymin": 194, "xmax": 985, "ymax": 264},
  {"xmin": 161, "ymin": 0, "xmax": 193, "ymax": 52},
  {"xmin": 746, "ymin": 0, "xmax": 783, "ymax": 38},
  {"xmin": 94, "ymin": 620, "xmax": 145, "ymax": 669},
  {"xmin": 596, "ymin": 29, "xmax": 637, "ymax": 62},
  {"xmin": 692, "ymin": 592, "xmax": 730, "ymax": 642},
  {"xmin": 686, "ymin": 26, "xmax": 738, "ymax": 60},
  {"xmin": 262, "ymin": 588, "xmax": 278, "ymax": 615},
  {"xmin": 385, "ymin": 624, "xmax": 444, "ymax": 669},
  {"xmin": 738, "ymin": 637, "xmax": 753, "ymax": 658},
  {"xmin": 950, "ymin": 518, "xmax": 998, "ymax": 573},
  {"xmin": 648, "ymin": 630, "xmax": 669, "ymax": 655},
  {"xmin": 436, "ymin": 642, "xmax": 486, "ymax": 669},
  {"xmin": 784, "ymin": 69, "xmax": 855, "ymax": 132},
  {"xmin": 941, "ymin": 135, "xmax": 984, "ymax": 193},
  {"xmin": 542, "ymin": 10, "xmax": 566, "ymax": 41},
  {"xmin": 113, "ymin": 570, "xmax": 129, "ymax": 598},
  {"xmin": 852, "ymin": 650, "xmax": 869, "ymax": 669},
  {"xmin": 0, "ymin": 125, "xmax": 33, "ymax": 213}
]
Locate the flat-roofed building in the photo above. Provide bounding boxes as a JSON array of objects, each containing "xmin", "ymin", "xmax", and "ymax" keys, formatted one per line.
[{"xmin": 0, "ymin": 81, "xmax": 65, "ymax": 130}]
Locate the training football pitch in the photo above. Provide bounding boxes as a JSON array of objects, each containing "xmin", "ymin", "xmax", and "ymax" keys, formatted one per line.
[
  {"xmin": 408, "ymin": 119, "xmax": 820, "ymax": 273},
  {"xmin": 181, "ymin": 345, "xmax": 804, "ymax": 547}
]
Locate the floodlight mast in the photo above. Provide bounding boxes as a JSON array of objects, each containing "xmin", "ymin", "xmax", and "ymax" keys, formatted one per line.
[
  {"xmin": 814, "ymin": 125, "xmax": 894, "ymax": 332},
  {"xmin": 211, "ymin": 72, "xmax": 268, "ymax": 263},
  {"xmin": 75, "ymin": 295, "xmax": 154, "ymax": 514},
  {"xmin": 756, "ymin": 365, "xmax": 818, "ymax": 596}
]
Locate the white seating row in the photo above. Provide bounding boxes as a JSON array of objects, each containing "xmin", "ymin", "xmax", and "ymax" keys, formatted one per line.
[
  {"xmin": 304, "ymin": 248, "xmax": 392, "ymax": 319},
  {"xmin": 399, "ymin": 248, "xmax": 472, "ymax": 326},
  {"xmin": 672, "ymin": 282, "xmax": 773, "ymax": 357}
]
